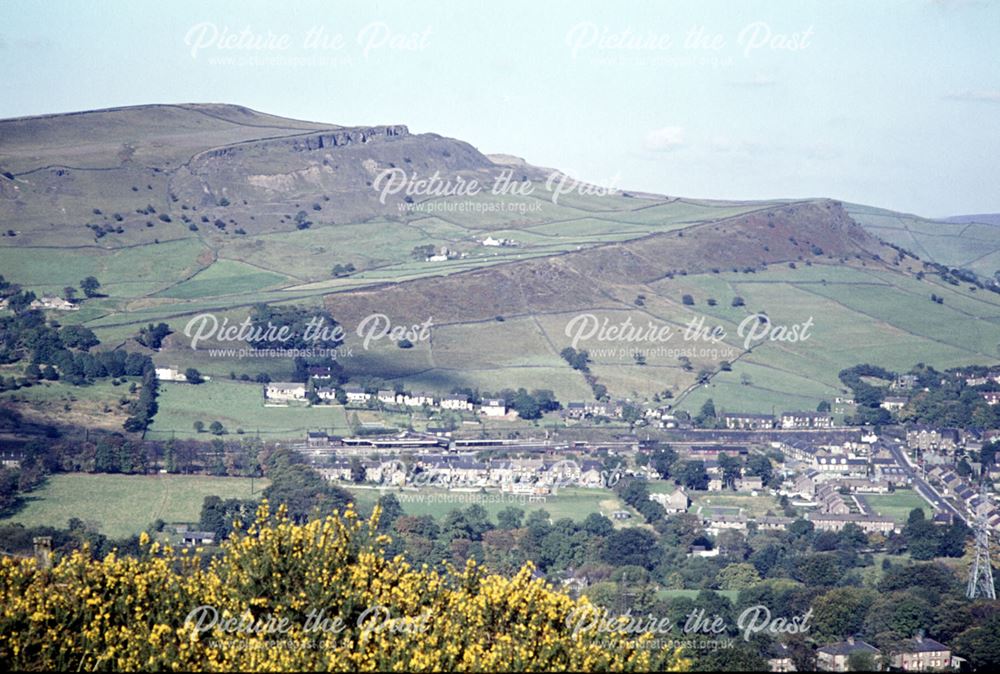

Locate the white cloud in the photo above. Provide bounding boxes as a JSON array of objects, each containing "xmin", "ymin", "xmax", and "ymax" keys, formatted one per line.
[{"xmin": 644, "ymin": 126, "xmax": 685, "ymax": 152}]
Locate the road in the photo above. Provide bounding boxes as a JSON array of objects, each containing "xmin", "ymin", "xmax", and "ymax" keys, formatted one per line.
[{"xmin": 883, "ymin": 441, "xmax": 966, "ymax": 524}]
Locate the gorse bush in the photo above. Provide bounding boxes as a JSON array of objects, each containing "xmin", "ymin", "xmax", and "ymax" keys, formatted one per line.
[{"xmin": 0, "ymin": 502, "xmax": 687, "ymax": 672}]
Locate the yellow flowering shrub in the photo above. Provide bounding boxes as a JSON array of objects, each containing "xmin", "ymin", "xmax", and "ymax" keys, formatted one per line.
[{"xmin": 0, "ymin": 501, "xmax": 688, "ymax": 672}]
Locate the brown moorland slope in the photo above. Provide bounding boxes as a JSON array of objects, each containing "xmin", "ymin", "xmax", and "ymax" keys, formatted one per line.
[{"xmin": 325, "ymin": 199, "xmax": 900, "ymax": 326}]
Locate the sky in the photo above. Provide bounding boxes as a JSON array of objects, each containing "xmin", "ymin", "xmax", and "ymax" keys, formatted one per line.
[{"xmin": 1, "ymin": 0, "xmax": 998, "ymax": 217}]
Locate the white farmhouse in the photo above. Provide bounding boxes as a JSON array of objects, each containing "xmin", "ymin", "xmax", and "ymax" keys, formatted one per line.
[
  {"xmin": 265, "ymin": 382, "xmax": 307, "ymax": 402},
  {"xmin": 441, "ymin": 395, "xmax": 473, "ymax": 411},
  {"xmin": 481, "ymin": 399, "xmax": 508, "ymax": 417}
]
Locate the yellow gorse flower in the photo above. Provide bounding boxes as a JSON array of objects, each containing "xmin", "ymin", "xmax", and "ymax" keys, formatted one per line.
[{"xmin": 0, "ymin": 501, "xmax": 688, "ymax": 672}]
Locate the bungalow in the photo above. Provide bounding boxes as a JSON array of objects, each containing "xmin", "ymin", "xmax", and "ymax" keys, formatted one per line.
[
  {"xmin": 481, "ymin": 399, "xmax": 508, "ymax": 417},
  {"xmin": 440, "ymin": 395, "xmax": 473, "ymax": 411},
  {"xmin": 401, "ymin": 392, "xmax": 435, "ymax": 407},
  {"xmin": 155, "ymin": 367, "xmax": 187, "ymax": 382},
  {"xmin": 30, "ymin": 296, "xmax": 79, "ymax": 311},
  {"xmin": 265, "ymin": 381, "xmax": 307, "ymax": 401},
  {"xmin": 343, "ymin": 386, "xmax": 371, "ymax": 404},
  {"xmin": 306, "ymin": 431, "xmax": 329, "ymax": 447},
  {"xmin": 780, "ymin": 411, "xmax": 834, "ymax": 429},
  {"xmin": 705, "ymin": 515, "xmax": 748, "ymax": 535},
  {"xmin": 735, "ymin": 476, "xmax": 764, "ymax": 492},
  {"xmin": 720, "ymin": 412, "xmax": 776, "ymax": 430},
  {"xmin": 377, "ymin": 390, "xmax": 399, "ymax": 405},
  {"xmin": 891, "ymin": 635, "xmax": 953, "ymax": 672},
  {"xmin": 817, "ymin": 637, "xmax": 880, "ymax": 672},
  {"xmin": 0, "ymin": 452, "xmax": 23, "ymax": 468},
  {"xmin": 316, "ymin": 386, "xmax": 338, "ymax": 401},
  {"xmin": 881, "ymin": 396, "xmax": 909, "ymax": 411},
  {"xmin": 180, "ymin": 531, "xmax": 217, "ymax": 546}
]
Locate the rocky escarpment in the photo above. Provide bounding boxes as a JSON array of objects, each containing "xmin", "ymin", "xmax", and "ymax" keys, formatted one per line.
[{"xmin": 193, "ymin": 125, "xmax": 411, "ymax": 162}]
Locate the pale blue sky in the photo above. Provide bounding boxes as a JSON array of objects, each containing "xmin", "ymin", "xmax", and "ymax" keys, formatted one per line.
[{"xmin": 1, "ymin": 0, "xmax": 997, "ymax": 216}]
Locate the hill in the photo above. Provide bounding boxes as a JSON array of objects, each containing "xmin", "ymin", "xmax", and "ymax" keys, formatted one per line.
[
  {"xmin": 2, "ymin": 104, "xmax": 999, "ymax": 428},
  {"xmin": 942, "ymin": 214, "xmax": 1000, "ymax": 226}
]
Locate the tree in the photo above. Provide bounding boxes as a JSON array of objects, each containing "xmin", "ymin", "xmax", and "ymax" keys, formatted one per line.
[
  {"xmin": 497, "ymin": 506, "xmax": 525, "ymax": 530},
  {"xmin": 677, "ymin": 460, "xmax": 709, "ymax": 490},
  {"xmin": 903, "ymin": 510, "xmax": 940, "ymax": 560},
  {"xmin": 694, "ymin": 398, "xmax": 717, "ymax": 428},
  {"xmin": 650, "ymin": 447, "xmax": 677, "ymax": 479},
  {"xmin": 581, "ymin": 512, "xmax": 613, "ymax": 537},
  {"xmin": 717, "ymin": 563, "xmax": 760, "ymax": 590},
  {"xmin": 63, "ymin": 286, "xmax": 77, "ymax": 302},
  {"xmin": 137, "ymin": 323, "xmax": 171, "ymax": 349},
  {"xmin": 847, "ymin": 652, "xmax": 877, "ymax": 672},
  {"xmin": 718, "ymin": 454, "xmax": 742, "ymax": 489},
  {"xmin": 349, "ymin": 458, "xmax": 366, "ymax": 483},
  {"xmin": 811, "ymin": 587, "xmax": 876, "ymax": 641},
  {"xmin": 745, "ymin": 454, "xmax": 774, "ymax": 486},
  {"xmin": 682, "ymin": 294, "xmax": 695, "ymax": 306},
  {"xmin": 954, "ymin": 612, "xmax": 1000, "ymax": 669},
  {"xmin": 193, "ymin": 421, "xmax": 204, "ymax": 433},
  {"xmin": 80, "ymin": 276, "xmax": 101, "ymax": 298},
  {"xmin": 600, "ymin": 528, "xmax": 658, "ymax": 569},
  {"xmin": 185, "ymin": 368, "xmax": 204, "ymax": 385},
  {"xmin": 209, "ymin": 420, "xmax": 225, "ymax": 435},
  {"xmin": 60, "ymin": 324, "xmax": 99, "ymax": 350}
]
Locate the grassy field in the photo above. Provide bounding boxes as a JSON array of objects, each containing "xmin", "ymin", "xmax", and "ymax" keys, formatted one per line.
[
  {"xmin": 689, "ymin": 492, "xmax": 781, "ymax": 518},
  {"xmin": 861, "ymin": 489, "xmax": 932, "ymax": 523},
  {"xmin": 1, "ymin": 473, "xmax": 268, "ymax": 539},
  {"xmin": 0, "ymin": 376, "xmax": 140, "ymax": 430},
  {"xmin": 146, "ymin": 380, "xmax": 350, "ymax": 440},
  {"xmin": 344, "ymin": 486, "xmax": 628, "ymax": 523},
  {"xmin": 155, "ymin": 259, "xmax": 290, "ymax": 299}
]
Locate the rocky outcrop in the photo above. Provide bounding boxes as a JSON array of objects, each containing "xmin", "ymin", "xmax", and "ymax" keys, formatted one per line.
[{"xmin": 291, "ymin": 125, "xmax": 409, "ymax": 151}]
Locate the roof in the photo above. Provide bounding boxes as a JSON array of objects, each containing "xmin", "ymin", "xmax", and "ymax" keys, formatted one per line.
[
  {"xmin": 900, "ymin": 637, "xmax": 950, "ymax": 653},
  {"xmin": 181, "ymin": 531, "xmax": 216, "ymax": 539}
]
